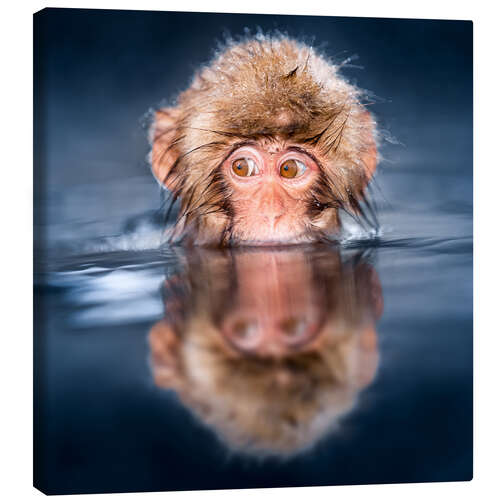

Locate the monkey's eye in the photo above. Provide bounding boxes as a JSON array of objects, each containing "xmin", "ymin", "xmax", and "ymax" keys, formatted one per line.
[
  {"xmin": 231, "ymin": 158, "xmax": 259, "ymax": 177},
  {"xmin": 280, "ymin": 159, "xmax": 307, "ymax": 179}
]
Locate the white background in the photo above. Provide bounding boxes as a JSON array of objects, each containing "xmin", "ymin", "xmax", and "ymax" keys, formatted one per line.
[{"xmin": 1, "ymin": 1, "xmax": 497, "ymax": 499}]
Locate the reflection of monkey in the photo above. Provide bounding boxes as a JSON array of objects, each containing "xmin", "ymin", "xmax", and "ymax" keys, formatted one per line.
[
  {"xmin": 149, "ymin": 247, "xmax": 383, "ymax": 456},
  {"xmin": 150, "ymin": 36, "xmax": 378, "ymax": 246}
]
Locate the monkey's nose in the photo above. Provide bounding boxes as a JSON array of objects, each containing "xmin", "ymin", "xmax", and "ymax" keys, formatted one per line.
[
  {"xmin": 267, "ymin": 212, "xmax": 286, "ymax": 230},
  {"xmin": 261, "ymin": 200, "xmax": 286, "ymax": 230},
  {"xmin": 259, "ymin": 184, "xmax": 286, "ymax": 213}
]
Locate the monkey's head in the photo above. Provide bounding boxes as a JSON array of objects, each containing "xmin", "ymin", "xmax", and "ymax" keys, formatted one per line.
[
  {"xmin": 149, "ymin": 248, "xmax": 382, "ymax": 456},
  {"xmin": 150, "ymin": 36, "xmax": 378, "ymax": 246}
]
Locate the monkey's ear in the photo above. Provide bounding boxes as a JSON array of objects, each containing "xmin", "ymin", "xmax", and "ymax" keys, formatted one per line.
[
  {"xmin": 365, "ymin": 265, "xmax": 384, "ymax": 320},
  {"xmin": 355, "ymin": 263, "xmax": 384, "ymax": 320},
  {"xmin": 359, "ymin": 111, "xmax": 378, "ymax": 181},
  {"xmin": 149, "ymin": 319, "xmax": 182, "ymax": 389},
  {"xmin": 354, "ymin": 326, "xmax": 379, "ymax": 388},
  {"xmin": 150, "ymin": 107, "xmax": 182, "ymax": 189}
]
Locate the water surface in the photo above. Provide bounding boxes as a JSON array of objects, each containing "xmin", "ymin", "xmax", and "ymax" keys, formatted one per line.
[{"xmin": 34, "ymin": 166, "xmax": 472, "ymax": 494}]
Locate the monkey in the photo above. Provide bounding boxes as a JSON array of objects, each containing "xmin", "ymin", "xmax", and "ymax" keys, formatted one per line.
[
  {"xmin": 148, "ymin": 246, "xmax": 383, "ymax": 456},
  {"xmin": 149, "ymin": 35, "xmax": 378, "ymax": 246}
]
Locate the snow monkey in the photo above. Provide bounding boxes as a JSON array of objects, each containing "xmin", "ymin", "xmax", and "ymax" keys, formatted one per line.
[
  {"xmin": 148, "ymin": 247, "xmax": 383, "ymax": 455},
  {"xmin": 149, "ymin": 36, "xmax": 378, "ymax": 246}
]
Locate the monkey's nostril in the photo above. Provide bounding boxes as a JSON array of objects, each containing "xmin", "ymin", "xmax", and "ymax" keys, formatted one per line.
[
  {"xmin": 272, "ymin": 213, "xmax": 286, "ymax": 230},
  {"xmin": 260, "ymin": 212, "xmax": 286, "ymax": 230}
]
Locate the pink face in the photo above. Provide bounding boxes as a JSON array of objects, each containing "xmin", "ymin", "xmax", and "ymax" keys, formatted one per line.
[
  {"xmin": 223, "ymin": 143, "xmax": 321, "ymax": 245},
  {"xmin": 218, "ymin": 251, "xmax": 325, "ymax": 358}
]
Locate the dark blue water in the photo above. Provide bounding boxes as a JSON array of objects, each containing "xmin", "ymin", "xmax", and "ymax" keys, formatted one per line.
[
  {"xmin": 33, "ymin": 9, "xmax": 472, "ymax": 495},
  {"xmin": 33, "ymin": 168, "xmax": 472, "ymax": 494}
]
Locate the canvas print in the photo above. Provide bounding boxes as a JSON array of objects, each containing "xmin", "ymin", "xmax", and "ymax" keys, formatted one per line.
[{"xmin": 33, "ymin": 8, "xmax": 473, "ymax": 495}]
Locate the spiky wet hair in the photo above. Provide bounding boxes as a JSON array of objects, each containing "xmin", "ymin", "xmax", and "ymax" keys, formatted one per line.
[{"xmin": 150, "ymin": 35, "xmax": 378, "ymax": 245}]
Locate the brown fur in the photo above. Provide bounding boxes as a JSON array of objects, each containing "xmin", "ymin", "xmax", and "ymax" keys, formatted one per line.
[
  {"xmin": 150, "ymin": 36, "xmax": 378, "ymax": 245},
  {"xmin": 149, "ymin": 248, "xmax": 382, "ymax": 456}
]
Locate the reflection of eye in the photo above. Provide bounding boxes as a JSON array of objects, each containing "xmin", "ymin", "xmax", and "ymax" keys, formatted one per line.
[
  {"xmin": 231, "ymin": 158, "xmax": 259, "ymax": 177},
  {"xmin": 232, "ymin": 319, "xmax": 258, "ymax": 343},
  {"xmin": 280, "ymin": 317, "xmax": 307, "ymax": 343},
  {"xmin": 280, "ymin": 159, "xmax": 307, "ymax": 179}
]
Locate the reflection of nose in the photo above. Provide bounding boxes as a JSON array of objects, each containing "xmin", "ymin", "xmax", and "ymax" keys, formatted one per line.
[{"xmin": 255, "ymin": 331, "xmax": 285, "ymax": 358}]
